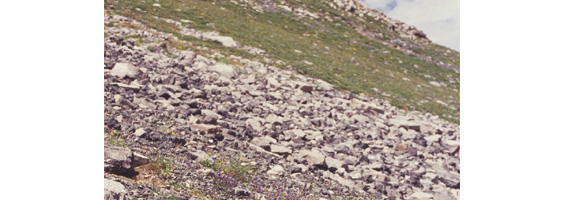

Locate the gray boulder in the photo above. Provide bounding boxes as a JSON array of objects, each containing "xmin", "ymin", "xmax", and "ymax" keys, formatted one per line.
[
  {"xmin": 297, "ymin": 148, "xmax": 326, "ymax": 166},
  {"xmin": 104, "ymin": 179, "xmax": 131, "ymax": 200},
  {"xmin": 104, "ymin": 145, "xmax": 134, "ymax": 176}
]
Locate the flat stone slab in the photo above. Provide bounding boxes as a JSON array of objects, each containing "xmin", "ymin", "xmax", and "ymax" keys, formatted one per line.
[{"xmin": 390, "ymin": 118, "xmax": 421, "ymax": 132}]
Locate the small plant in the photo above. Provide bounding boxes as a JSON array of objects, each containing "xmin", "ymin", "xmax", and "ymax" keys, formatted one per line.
[
  {"xmin": 199, "ymin": 152, "xmax": 252, "ymax": 182},
  {"xmin": 106, "ymin": 130, "xmax": 126, "ymax": 147},
  {"xmin": 199, "ymin": 157, "xmax": 216, "ymax": 170},
  {"xmin": 207, "ymin": 171, "xmax": 243, "ymax": 196},
  {"xmin": 149, "ymin": 158, "xmax": 172, "ymax": 177},
  {"xmin": 196, "ymin": 152, "xmax": 254, "ymax": 198},
  {"xmin": 169, "ymin": 182, "xmax": 187, "ymax": 190},
  {"xmin": 251, "ymin": 180, "xmax": 306, "ymax": 200}
]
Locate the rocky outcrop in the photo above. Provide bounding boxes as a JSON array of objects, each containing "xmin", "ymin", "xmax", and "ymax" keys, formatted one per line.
[{"xmin": 327, "ymin": 0, "xmax": 429, "ymax": 42}]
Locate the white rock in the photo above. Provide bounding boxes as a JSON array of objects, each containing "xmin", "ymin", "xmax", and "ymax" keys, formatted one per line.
[
  {"xmin": 315, "ymin": 79, "xmax": 333, "ymax": 90},
  {"xmin": 336, "ymin": 168, "xmax": 346, "ymax": 175},
  {"xmin": 201, "ymin": 109, "xmax": 221, "ymax": 119},
  {"xmin": 267, "ymin": 165, "xmax": 285, "ymax": 176},
  {"xmin": 110, "ymin": 63, "xmax": 139, "ymax": 78},
  {"xmin": 429, "ymin": 81, "xmax": 442, "ymax": 87},
  {"xmin": 410, "ymin": 192, "xmax": 434, "ymax": 199},
  {"xmin": 246, "ymin": 118, "xmax": 263, "ymax": 132},
  {"xmin": 104, "ymin": 179, "xmax": 128, "ymax": 199},
  {"xmin": 348, "ymin": 171, "xmax": 362, "ymax": 180},
  {"xmin": 133, "ymin": 128, "xmax": 146, "ymax": 137},
  {"xmin": 266, "ymin": 77, "xmax": 281, "ymax": 88},
  {"xmin": 270, "ymin": 145, "xmax": 292, "ymax": 154},
  {"xmin": 211, "ymin": 36, "xmax": 239, "ymax": 47},
  {"xmin": 325, "ymin": 157, "xmax": 345, "ymax": 170},
  {"xmin": 208, "ymin": 63, "xmax": 235, "ymax": 78},
  {"xmin": 297, "ymin": 148, "xmax": 325, "ymax": 166},
  {"xmin": 286, "ymin": 129, "xmax": 306, "ymax": 138},
  {"xmin": 424, "ymin": 135, "xmax": 441, "ymax": 143},
  {"xmin": 304, "ymin": 130, "xmax": 323, "ymax": 141},
  {"xmin": 251, "ymin": 136, "xmax": 276, "ymax": 147}
]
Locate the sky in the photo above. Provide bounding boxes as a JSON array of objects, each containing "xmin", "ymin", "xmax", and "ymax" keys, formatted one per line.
[{"xmin": 361, "ymin": 0, "xmax": 460, "ymax": 51}]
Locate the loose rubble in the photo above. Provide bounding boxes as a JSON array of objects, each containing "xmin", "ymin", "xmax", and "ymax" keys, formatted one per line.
[{"xmin": 104, "ymin": 9, "xmax": 459, "ymax": 200}]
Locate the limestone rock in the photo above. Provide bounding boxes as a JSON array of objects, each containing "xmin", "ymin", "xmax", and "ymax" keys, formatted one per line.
[
  {"xmin": 297, "ymin": 149, "xmax": 326, "ymax": 166},
  {"xmin": 208, "ymin": 63, "xmax": 235, "ymax": 78},
  {"xmin": 270, "ymin": 145, "xmax": 292, "ymax": 154},
  {"xmin": 325, "ymin": 157, "xmax": 345, "ymax": 171},
  {"xmin": 424, "ymin": 135, "xmax": 441, "ymax": 144},
  {"xmin": 211, "ymin": 36, "xmax": 239, "ymax": 47},
  {"xmin": 266, "ymin": 165, "xmax": 285, "ymax": 176},
  {"xmin": 110, "ymin": 63, "xmax": 139, "ymax": 79},
  {"xmin": 409, "ymin": 192, "xmax": 434, "ymax": 199}
]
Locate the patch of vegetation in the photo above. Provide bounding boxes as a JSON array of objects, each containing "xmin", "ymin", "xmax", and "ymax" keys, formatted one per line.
[
  {"xmin": 199, "ymin": 152, "xmax": 252, "ymax": 182},
  {"xmin": 169, "ymin": 182, "xmax": 188, "ymax": 190},
  {"xmin": 105, "ymin": 130, "xmax": 126, "ymax": 147},
  {"xmin": 149, "ymin": 157, "xmax": 172, "ymax": 177}
]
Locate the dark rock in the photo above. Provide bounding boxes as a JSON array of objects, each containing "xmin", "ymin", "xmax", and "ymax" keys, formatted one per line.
[
  {"xmin": 104, "ymin": 145, "xmax": 136, "ymax": 177},
  {"xmin": 310, "ymin": 118, "xmax": 323, "ymax": 126},
  {"xmin": 300, "ymin": 85, "xmax": 314, "ymax": 93},
  {"xmin": 133, "ymin": 152, "xmax": 150, "ymax": 167},
  {"xmin": 107, "ymin": 118, "xmax": 121, "ymax": 131},
  {"xmin": 235, "ymin": 187, "xmax": 251, "ymax": 197},
  {"xmin": 157, "ymin": 90, "xmax": 171, "ymax": 100}
]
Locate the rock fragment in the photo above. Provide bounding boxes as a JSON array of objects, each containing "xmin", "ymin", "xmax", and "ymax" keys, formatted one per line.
[
  {"xmin": 104, "ymin": 145, "xmax": 135, "ymax": 177},
  {"xmin": 110, "ymin": 63, "xmax": 139, "ymax": 79},
  {"xmin": 104, "ymin": 179, "xmax": 131, "ymax": 200}
]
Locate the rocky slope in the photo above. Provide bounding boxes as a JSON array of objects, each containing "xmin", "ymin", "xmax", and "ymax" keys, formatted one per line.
[
  {"xmin": 104, "ymin": 10, "xmax": 460, "ymax": 200},
  {"xmin": 105, "ymin": 0, "xmax": 460, "ymax": 124}
]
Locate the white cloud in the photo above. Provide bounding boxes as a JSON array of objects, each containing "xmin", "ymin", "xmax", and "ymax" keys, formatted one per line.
[
  {"xmin": 362, "ymin": 0, "xmax": 460, "ymax": 51},
  {"xmin": 363, "ymin": 0, "xmax": 397, "ymax": 11}
]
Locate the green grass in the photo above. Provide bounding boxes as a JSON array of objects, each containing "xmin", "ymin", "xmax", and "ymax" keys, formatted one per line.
[
  {"xmin": 105, "ymin": 0, "xmax": 460, "ymax": 123},
  {"xmin": 169, "ymin": 182, "xmax": 188, "ymax": 190}
]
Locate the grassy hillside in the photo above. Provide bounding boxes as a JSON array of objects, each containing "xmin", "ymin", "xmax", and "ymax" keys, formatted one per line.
[{"xmin": 104, "ymin": 0, "xmax": 460, "ymax": 123}]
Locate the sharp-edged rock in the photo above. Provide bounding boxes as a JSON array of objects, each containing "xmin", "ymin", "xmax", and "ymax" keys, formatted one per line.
[
  {"xmin": 110, "ymin": 63, "xmax": 139, "ymax": 79},
  {"xmin": 104, "ymin": 145, "xmax": 135, "ymax": 177}
]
